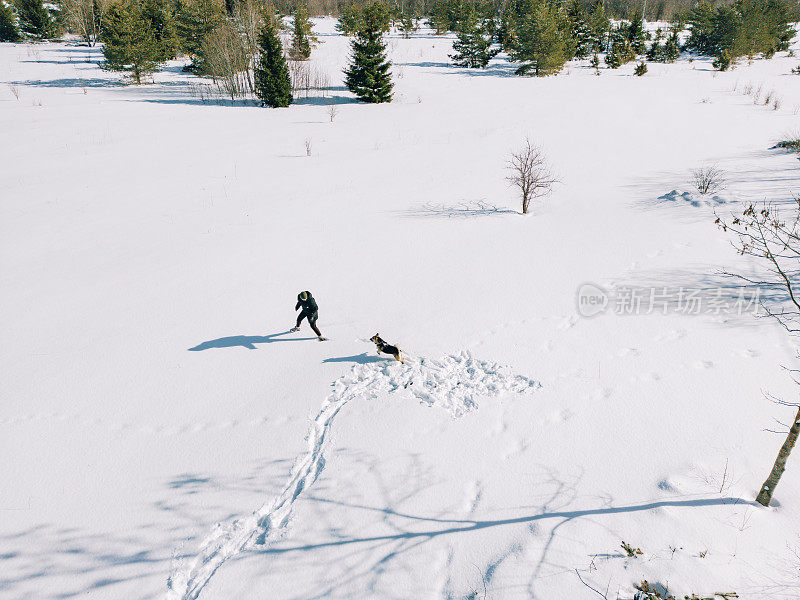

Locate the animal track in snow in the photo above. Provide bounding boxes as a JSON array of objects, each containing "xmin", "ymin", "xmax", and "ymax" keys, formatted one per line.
[{"xmin": 166, "ymin": 351, "xmax": 539, "ymax": 600}]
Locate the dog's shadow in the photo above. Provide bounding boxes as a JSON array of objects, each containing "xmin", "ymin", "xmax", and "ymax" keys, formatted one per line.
[
  {"xmin": 189, "ymin": 330, "xmax": 316, "ymax": 351},
  {"xmin": 323, "ymin": 352, "xmax": 386, "ymax": 365}
]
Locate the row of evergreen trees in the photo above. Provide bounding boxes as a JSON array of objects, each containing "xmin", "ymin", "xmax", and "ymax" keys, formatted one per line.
[
  {"xmin": 97, "ymin": 0, "xmax": 391, "ymax": 103},
  {"xmin": 0, "ymin": 0, "xmax": 59, "ymax": 41},
  {"xmin": 686, "ymin": 0, "xmax": 794, "ymax": 70},
  {"xmin": 441, "ymin": 0, "xmax": 795, "ymax": 75}
]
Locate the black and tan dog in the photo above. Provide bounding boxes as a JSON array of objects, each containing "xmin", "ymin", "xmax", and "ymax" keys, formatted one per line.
[{"xmin": 370, "ymin": 333, "xmax": 404, "ymax": 364}]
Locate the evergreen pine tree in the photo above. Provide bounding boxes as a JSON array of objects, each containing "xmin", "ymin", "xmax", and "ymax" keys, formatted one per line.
[
  {"xmin": 0, "ymin": 0, "xmax": 22, "ymax": 41},
  {"xmin": 646, "ymin": 27, "xmax": 663, "ymax": 60},
  {"xmin": 290, "ymin": 3, "xmax": 316, "ymax": 60},
  {"xmin": 16, "ymin": 0, "xmax": 54, "ymax": 38},
  {"xmin": 566, "ymin": 0, "xmax": 591, "ymax": 58},
  {"xmin": 336, "ymin": 2, "xmax": 361, "ymax": 35},
  {"xmin": 511, "ymin": 2, "xmax": 574, "ymax": 76},
  {"xmin": 142, "ymin": 0, "xmax": 179, "ymax": 60},
  {"xmin": 102, "ymin": 0, "xmax": 163, "ymax": 83},
  {"xmin": 176, "ymin": 0, "xmax": 224, "ymax": 72},
  {"xmin": 662, "ymin": 30, "xmax": 680, "ymax": 61},
  {"xmin": 426, "ymin": 2, "xmax": 448, "ymax": 34},
  {"xmin": 344, "ymin": 1, "xmax": 392, "ymax": 102},
  {"xmin": 254, "ymin": 12, "xmax": 292, "ymax": 107},
  {"xmin": 604, "ymin": 21, "xmax": 635, "ymax": 67},
  {"xmin": 398, "ymin": 10, "xmax": 418, "ymax": 38},
  {"xmin": 586, "ymin": 0, "xmax": 608, "ymax": 52},
  {"xmin": 449, "ymin": 8, "xmax": 498, "ymax": 68},
  {"xmin": 625, "ymin": 11, "xmax": 646, "ymax": 55}
]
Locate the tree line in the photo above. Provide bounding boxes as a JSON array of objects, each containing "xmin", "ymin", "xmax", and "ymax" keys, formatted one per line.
[
  {"xmin": 0, "ymin": 0, "xmax": 795, "ymax": 98},
  {"xmin": 0, "ymin": 0, "xmax": 392, "ymax": 104},
  {"xmin": 444, "ymin": 0, "xmax": 795, "ymax": 76}
]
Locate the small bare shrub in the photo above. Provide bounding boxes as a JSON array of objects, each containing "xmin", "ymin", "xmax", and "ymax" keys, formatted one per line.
[
  {"xmin": 310, "ymin": 65, "xmax": 329, "ymax": 97},
  {"xmin": 743, "ymin": 82, "xmax": 753, "ymax": 95},
  {"xmin": 773, "ymin": 97, "xmax": 782, "ymax": 111},
  {"xmin": 764, "ymin": 89, "xmax": 774, "ymax": 106},
  {"xmin": 692, "ymin": 165, "xmax": 726, "ymax": 195},
  {"xmin": 753, "ymin": 83, "xmax": 763, "ymax": 103},
  {"xmin": 289, "ymin": 60, "xmax": 311, "ymax": 97},
  {"xmin": 304, "ymin": 137, "xmax": 312, "ymax": 156},
  {"xmin": 794, "ymin": 103, "xmax": 800, "ymax": 115},
  {"xmin": 8, "ymin": 83, "xmax": 20, "ymax": 100},
  {"xmin": 507, "ymin": 138, "xmax": 555, "ymax": 214},
  {"xmin": 327, "ymin": 105, "xmax": 338, "ymax": 122}
]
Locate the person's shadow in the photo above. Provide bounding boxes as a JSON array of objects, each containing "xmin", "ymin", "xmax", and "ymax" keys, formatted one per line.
[{"xmin": 188, "ymin": 330, "xmax": 317, "ymax": 351}]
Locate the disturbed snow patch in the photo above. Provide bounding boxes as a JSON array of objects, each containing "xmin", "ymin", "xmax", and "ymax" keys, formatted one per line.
[
  {"xmin": 166, "ymin": 351, "xmax": 538, "ymax": 600},
  {"xmin": 657, "ymin": 189, "xmax": 728, "ymax": 207}
]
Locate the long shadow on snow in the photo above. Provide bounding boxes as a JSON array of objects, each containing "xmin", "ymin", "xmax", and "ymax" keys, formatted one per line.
[
  {"xmin": 255, "ymin": 496, "xmax": 753, "ymax": 556},
  {"xmin": 9, "ymin": 77, "xmax": 124, "ymax": 88},
  {"xmin": 399, "ymin": 200, "xmax": 518, "ymax": 218},
  {"xmin": 234, "ymin": 460, "xmax": 761, "ymax": 599},
  {"xmin": 322, "ymin": 353, "xmax": 386, "ymax": 364},
  {"xmin": 0, "ymin": 460, "xmax": 293, "ymax": 599},
  {"xmin": 398, "ymin": 60, "xmax": 518, "ymax": 77},
  {"xmin": 189, "ymin": 330, "xmax": 316, "ymax": 350}
]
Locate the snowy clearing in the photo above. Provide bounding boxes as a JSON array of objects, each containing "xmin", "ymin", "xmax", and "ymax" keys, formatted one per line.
[{"xmin": 2, "ymin": 17, "xmax": 800, "ymax": 600}]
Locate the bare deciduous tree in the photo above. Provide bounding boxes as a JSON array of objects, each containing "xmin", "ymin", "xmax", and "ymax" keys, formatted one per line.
[
  {"xmin": 327, "ymin": 104, "xmax": 338, "ymax": 122},
  {"xmin": 506, "ymin": 139, "xmax": 555, "ymax": 214},
  {"xmin": 692, "ymin": 164, "xmax": 726, "ymax": 195},
  {"xmin": 304, "ymin": 137, "xmax": 312, "ymax": 156},
  {"xmin": 717, "ymin": 200, "xmax": 800, "ymax": 506},
  {"xmin": 203, "ymin": 22, "xmax": 250, "ymax": 100},
  {"xmin": 62, "ymin": 0, "xmax": 102, "ymax": 46}
]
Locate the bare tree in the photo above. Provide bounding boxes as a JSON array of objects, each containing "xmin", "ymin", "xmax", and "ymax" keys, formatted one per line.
[
  {"xmin": 203, "ymin": 22, "xmax": 250, "ymax": 100},
  {"xmin": 62, "ymin": 0, "xmax": 102, "ymax": 46},
  {"xmin": 304, "ymin": 137, "xmax": 312, "ymax": 156},
  {"xmin": 506, "ymin": 139, "xmax": 555, "ymax": 214},
  {"xmin": 717, "ymin": 200, "xmax": 800, "ymax": 506},
  {"xmin": 692, "ymin": 164, "xmax": 726, "ymax": 195},
  {"xmin": 327, "ymin": 104, "xmax": 338, "ymax": 122}
]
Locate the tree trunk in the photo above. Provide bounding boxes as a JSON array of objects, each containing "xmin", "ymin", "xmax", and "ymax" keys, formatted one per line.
[{"xmin": 756, "ymin": 405, "xmax": 800, "ymax": 506}]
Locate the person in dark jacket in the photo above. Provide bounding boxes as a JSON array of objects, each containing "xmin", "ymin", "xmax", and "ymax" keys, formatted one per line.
[{"xmin": 291, "ymin": 291, "xmax": 324, "ymax": 339}]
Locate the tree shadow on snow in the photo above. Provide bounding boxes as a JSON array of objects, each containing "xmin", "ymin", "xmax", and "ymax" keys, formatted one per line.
[
  {"xmin": 629, "ymin": 148, "xmax": 800, "ymax": 216},
  {"xmin": 292, "ymin": 95, "xmax": 360, "ymax": 106},
  {"xmin": 188, "ymin": 331, "xmax": 317, "ymax": 351},
  {"xmin": 0, "ymin": 459, "xmax": 294, "ymax": 600},
  {"xmin": 398, "ymin": 60, "xmax": 518, "ymax": 77},
  {"xmin": 9, "ymin": 77, "xmax": 124, "ymax": 88},
  {"xmin": 399, "ymin": 200, "xmax": 519, "ymax": 219},
  {"xmin": 237, "ymin": 458, "xmax": 763, "ymax": 599}
]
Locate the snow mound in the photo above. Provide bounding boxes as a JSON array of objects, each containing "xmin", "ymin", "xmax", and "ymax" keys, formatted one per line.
[
  {"xmin": 658, "ymin": 189, "xmax": 728, "ymax": 207},
  {"xmin": 166, "ymin": 351, "xmax": 538, "ymax": 600}
]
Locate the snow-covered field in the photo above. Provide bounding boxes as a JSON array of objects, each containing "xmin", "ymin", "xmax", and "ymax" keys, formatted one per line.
[{"xmin": 3, "ymin": 18, "xmax": 800, "ymax": 600}]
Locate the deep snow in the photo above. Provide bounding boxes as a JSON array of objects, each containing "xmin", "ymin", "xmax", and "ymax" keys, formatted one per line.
[{"xmin": 2, "ymin": 18, "xmax": 800, "ymax": 600}]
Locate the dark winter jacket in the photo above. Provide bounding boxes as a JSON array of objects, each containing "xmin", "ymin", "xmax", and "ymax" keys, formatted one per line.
[{"xmin": 295, "ymin": 292, "xmax": 318, "ymax": 316}]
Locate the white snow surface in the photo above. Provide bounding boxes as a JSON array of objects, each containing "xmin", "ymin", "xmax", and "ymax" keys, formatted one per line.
[{"xmin": 3, "ymin": 18, "xmax": 800, "ymax": 600}]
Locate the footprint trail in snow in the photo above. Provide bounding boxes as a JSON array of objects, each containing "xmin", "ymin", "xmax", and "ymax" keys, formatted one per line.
[{"xmin": 166, "ymin": 351, "xmax": 539, "ymax": 600}]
